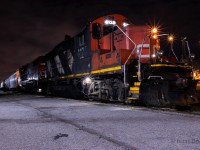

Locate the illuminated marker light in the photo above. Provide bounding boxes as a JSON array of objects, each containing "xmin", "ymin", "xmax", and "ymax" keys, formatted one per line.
[
  {"xmin": 152, "ymin": 34, "xmax": 158, "ymax": 39},
  {"xmin": 151, "ymin": 27, "xmax": 158, "ymax": 34},
  {"xmin": 104, "ymin": 19, "xmax": 117, "ymax": 25}
]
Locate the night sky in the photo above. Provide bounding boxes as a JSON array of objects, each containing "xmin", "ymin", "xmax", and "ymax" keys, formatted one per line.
[{"xmin": 0, "ymin": 0, "xmax": 200, "ymax": 79}]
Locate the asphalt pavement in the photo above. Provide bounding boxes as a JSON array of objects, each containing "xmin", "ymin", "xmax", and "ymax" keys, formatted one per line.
[{"xmin": 0, "ymin": 93, "xmax": 200, "ymax": 150}]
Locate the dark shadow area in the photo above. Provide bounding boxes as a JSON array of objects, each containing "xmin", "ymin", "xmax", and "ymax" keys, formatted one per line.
[{"xmin": 0, "ymin": 90, "xmax": 20, "ymax": 97}]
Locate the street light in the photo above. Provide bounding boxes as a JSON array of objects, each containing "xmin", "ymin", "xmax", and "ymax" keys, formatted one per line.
[{"xmin": 152, "ymin": 34, "xmax": 158, "ymax": 39}]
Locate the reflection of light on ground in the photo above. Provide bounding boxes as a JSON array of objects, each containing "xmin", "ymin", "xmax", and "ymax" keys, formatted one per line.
[
  {"xmin": 65, "ymin": 102, "xmax": 91, "ymax": 107},
  {"xmin": 109, "ymin": 107, "xmax": 132, "ymax": 111},
  {"xmin": 35, "ymin": 96, "xmax": 45, "ymax": 98}
]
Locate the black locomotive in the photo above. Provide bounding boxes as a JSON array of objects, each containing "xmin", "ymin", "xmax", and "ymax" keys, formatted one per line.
[{"xmin": 2, "ymin": 14, "xmax": 199, "ymax": 107}]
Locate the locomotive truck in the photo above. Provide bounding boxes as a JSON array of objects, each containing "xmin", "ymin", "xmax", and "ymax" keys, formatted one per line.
[{"xmin": 2, "ymin": 14, "xmax": 199, "ymax": 107}]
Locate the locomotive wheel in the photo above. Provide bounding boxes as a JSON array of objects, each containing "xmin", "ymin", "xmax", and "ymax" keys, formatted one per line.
[{"xmin": 139, "ymin": 80, "xmax": 169, "ymax": 107}]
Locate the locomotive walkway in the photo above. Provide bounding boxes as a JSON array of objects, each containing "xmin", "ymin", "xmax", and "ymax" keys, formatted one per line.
[{"xmin": 0, "ymin": 92, "xmax": 200, "ymax": 150}]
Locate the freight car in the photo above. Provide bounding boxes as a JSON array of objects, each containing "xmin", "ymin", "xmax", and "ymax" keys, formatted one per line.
[
  {"xmin": 3, "ymin": 69, "xmax": 20, "ymax": 90},
  {"xmin": 4, "ymin": 14, "xmax": 199, "ymax": 107},
  {"xmin": 19, "ymin": 56, "xmax": 46, "ymax": 93},
  {"xmin": 1, "ymin": 56, "xmax": 46, "ymax": 93}
]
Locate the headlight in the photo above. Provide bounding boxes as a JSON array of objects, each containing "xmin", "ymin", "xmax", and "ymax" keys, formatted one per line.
[
  {"xmin": 104, "ymin": 16, "xmax": 117, "ymax": 25},
  {"xmin": 104, "ymin": 19, "xmax": 116, "ymax": 25},
  {"xmin": 82, "ymin": 77, "xmax": 92, "ymax": 85},
  {"xmin": 38, "ymin": 88, "xmax": 42, "ymax": 93}
]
